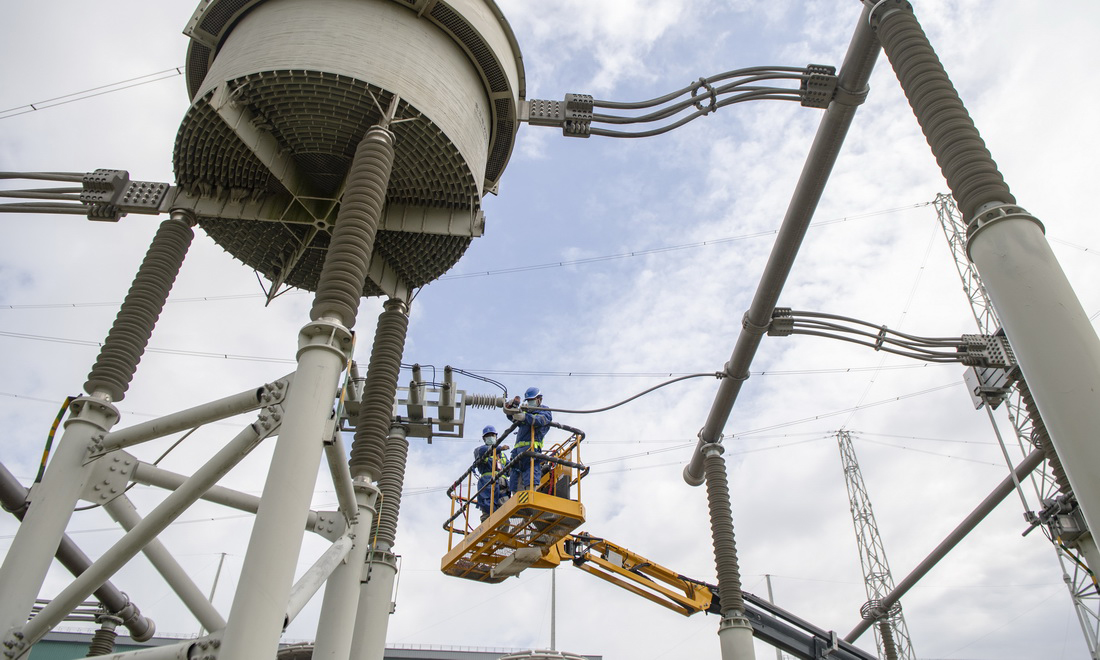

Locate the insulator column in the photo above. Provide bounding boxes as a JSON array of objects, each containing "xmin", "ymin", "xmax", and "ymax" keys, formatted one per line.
[
  {"xmin": 310, "ymin": 125, "xmax": 396, "ymax": 329},
  {"xmin": 350, "ymin": 299, "xmax": 409, "ymax": 481},
  {"xmin": 0, "ymin": 212, "xmax": 194, "ymax": 650},
  {"xmin": 85, "ymin": 214, "xmax": 195, "ymax": 400},
  {"xmin": 878, "ymin": 620, "xmax": 899, "ymax": 660},
  {"xmin": 703, "ymin": 445, "xmax": 755, "ymax": 660},
  {"xmin": 869, "ymin": 0, "xmax": 1013, "ymax": 223},
  {"xmin": 875, "ymin": 0, "xmax": 1100, "ymax": 559},
  {"xmin": 220, "ymin": 120, "xmax": 396, "ymax": 660}
]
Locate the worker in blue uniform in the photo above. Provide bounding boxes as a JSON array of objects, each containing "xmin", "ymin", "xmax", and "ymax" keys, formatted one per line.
[
  {"xmin": 505, "ymin": 387, "xmax": 552, "ymax": 494},
  {"xmin": 473, "ymin": 425, "xmax": 508, "ymax": 521}
]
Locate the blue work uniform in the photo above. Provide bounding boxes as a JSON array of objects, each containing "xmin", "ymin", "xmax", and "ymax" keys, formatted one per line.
[
  {"xmin": 473, "ymin": 444, "xmax": 507, "ymax": 515},
  {"xmin": 508, "ymin": 408, "xmax": 552, "ymax": 494}
]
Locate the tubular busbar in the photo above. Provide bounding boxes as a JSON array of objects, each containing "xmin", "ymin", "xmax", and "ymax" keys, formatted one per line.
[{"xmin": 684, "ymin": 5, "xmax": 880, "ymax": 486}]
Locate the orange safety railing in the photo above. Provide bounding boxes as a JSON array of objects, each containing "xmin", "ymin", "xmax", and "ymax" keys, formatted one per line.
[{"xmin": 443, "ymin": 421, "xmax": 588, "ymax": 547}]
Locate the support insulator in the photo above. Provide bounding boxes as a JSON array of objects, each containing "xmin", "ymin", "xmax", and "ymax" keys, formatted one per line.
[
  {"xmin": 870, "ymin": 1, "xmax": 1015, "ymax": 222},
  {"xmin": 878, "ymin": 619, "xmax": 899, "ymax": 660},
  {"xmin": 350, "ymin": 299, "xmax": 409, "ymax": 481},
  {"xmin": 309, "ymin": 126, "xmax": 396, "ymax": 328},
  {"xmin": 703, "ymin": 444, "xmax": 746, "ymax": 617},
  {"xmin": 373, "ymin": 425, "xmax": 409, "ymax": 549},
  {"xmin": 87, "ymin": 617, "xmax": 121, "ymax": 656},
  {"xmin": 84, "ymin": 213, "xmax": 194, "ymax": 401},
  {"xmin": 1017, "ymin": 379, "xmax": 1072, "ymax": 496},
  {"xmin": 466, "ymin": 393, "xmax": 506, "ymax": 410}
]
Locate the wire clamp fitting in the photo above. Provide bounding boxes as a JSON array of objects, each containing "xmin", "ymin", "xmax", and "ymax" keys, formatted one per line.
[
  {"xmin": 691, "ymin": 78, "xmax": 718, "ymax": 115},
  {"xmin": 799, "ymin": 64, "xmax": 837, "ymax": 108}
]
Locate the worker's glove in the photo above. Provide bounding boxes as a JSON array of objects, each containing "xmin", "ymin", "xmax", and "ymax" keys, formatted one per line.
[{"xmin": 509, "ymin": 410, "xmax": 525, "ymax": 422}]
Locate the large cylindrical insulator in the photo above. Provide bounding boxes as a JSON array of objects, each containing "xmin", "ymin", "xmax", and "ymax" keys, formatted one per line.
[
  {"xmin": 703, "ymin": 446, "xmax": 746, "ymax": 617},
  {"xmin": 349, "ymin": 299, "xmax": 409, "ymax": 480},
  {"xmin": 310, "ymin": 127, "xmax": 395, "ymax": 328},
  {"xmin": 870, "ymin": 1, "xmax": 1014, "ymax": 221},
  {"xmin": 878, "ymin": 620, "xmax": 899, "ymax": 660},
  {"xmin": 373, "ymin": 426, "xmax": 409, "ymax": 549},
  {"xmin": 84, "ymin": 215, "xmax": 194, "ymax": 401},
  {"xmin": 1017, "ymin": 380, "xmax": 1072, "ymax": 496}
]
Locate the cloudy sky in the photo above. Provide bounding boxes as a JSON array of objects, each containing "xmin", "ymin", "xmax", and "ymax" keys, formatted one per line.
[{"xmin": 2, "ymin": 1, "xmax": 1100, "ymax": 659}]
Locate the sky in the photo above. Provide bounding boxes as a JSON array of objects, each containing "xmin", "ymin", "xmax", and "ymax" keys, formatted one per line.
[{"xmin": 2, "ymin": 1, "xmax": 1100, "ymax": 659}]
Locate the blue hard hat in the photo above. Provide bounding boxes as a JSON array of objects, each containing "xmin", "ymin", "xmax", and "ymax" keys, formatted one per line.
[
  {"xmin": 482, "ymin": 425, "xmax": 497, "ymax": 436},
  {"xmin": 523, "ymin": 386, "xmax": 542, "ymax": 400}
]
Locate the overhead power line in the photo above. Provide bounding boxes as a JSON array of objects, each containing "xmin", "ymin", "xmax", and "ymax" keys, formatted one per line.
[{"xmin": 0, "ymin": 67, "xmax": 184, "ymax": 120}]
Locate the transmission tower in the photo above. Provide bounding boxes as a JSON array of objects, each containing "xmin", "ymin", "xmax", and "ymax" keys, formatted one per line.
[
  {"xmin": 934, "ymin": 193, "xmax": 1100, "ymax": 657},
  {"xmin": 837, "ymin": 430, "xmax": 915, "ymax": 660}
]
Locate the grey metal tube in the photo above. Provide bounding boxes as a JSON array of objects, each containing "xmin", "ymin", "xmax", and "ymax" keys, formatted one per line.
[
  {"xmin": 22, "ymin": 422, "xmax": 267, "ymax": 647},
  {"xmin": 845, "ymin": 448, "xmax": 1044, "ymax": 643},
  {"xmin": 104, "ymin": 496, "xmax": 226, "ymax": 633},
  {"xmin": 684, "ymin": 5, "xmax": 880, "ymax": 485},
  {"xmin": 102, "ymin": 380, "xmax": 281, "ymax": 451},
  {"xmin": 0, "ymin": 463, "xmax": 155, "ymax": 642}
]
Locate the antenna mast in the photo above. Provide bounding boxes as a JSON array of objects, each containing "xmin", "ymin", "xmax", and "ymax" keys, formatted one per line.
[{"xmin": 837, "ymin": 430, "xmax": 916, "ymax": 660}]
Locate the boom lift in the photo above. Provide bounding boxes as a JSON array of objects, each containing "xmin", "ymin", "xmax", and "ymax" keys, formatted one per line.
[{"xmin": 441, "ymin": 424, "xmax": 876, "ymax": 660}]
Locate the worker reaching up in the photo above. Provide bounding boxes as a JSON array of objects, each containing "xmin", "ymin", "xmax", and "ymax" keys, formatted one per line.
[{"xmin": 505, "ymin": 386, "xmax": 552, "ymax": 493}]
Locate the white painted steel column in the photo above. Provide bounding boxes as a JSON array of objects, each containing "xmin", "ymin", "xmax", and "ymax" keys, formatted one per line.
[
  {"xmin": 218, "ymin": 319, "xmax": 352, "ymax": 660},
  {"xmin": 20, "ymin": 423, "xmax": 267, "ymax": 648},
  {"xmin": 0, "ymin": 395, "xmax": 117, "ymax": 640},
  {"xmin": 349, "ymin": 550, "xmax": 398, "ymax": 660},
  {"xmin": 967, "ymin": 207, "xmax": 1100, "ymax": 543},
  {"xmin": 718, "ymin": 618, "xmax": 756, "ymax": 660},
  {"xmin": 312, "ymin": 477, "xmax": 379, "ymax": 660}
]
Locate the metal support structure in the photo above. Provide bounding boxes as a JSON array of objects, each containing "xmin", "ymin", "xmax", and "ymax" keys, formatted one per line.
[
  {"xmin": 685, "ymin": 5, "xmax": 879, "ymax": 484},
  {"xmin": 350, "ymin": 423, "xmax": 411, "ymax": 660},
  {"xmin": 0, "ymin": 213, "xmax": 194, "ymax": 653},
  {"xmin": 933, "ymin": 193, "xmax": 1100, "ymax": 656},
  {"xmin": 311, "ymin": 478, "xmax": 379, "ymax": 660},
  {"xmin": 871, "ymin": 0, "xmax": 1100, "ymax": 592},
  {"xmin": 218, "ymin": 114, "xmax": 396, "ymax": 660},
  {"xmin": 20, "ymin": 420, "xmax": 269, "ymax": 651},
  {"xmin": 836, "ymin": 431, "xmax": 915, "ymax": 660},
  {"xmin": 846, "ymin": 449, "xmax": 1044, "ymax": 643},
  {"xmin": 103, "ymin": 496, "xmax": 226, "ymax": 633},
  {"xmin": 0, "ymin": 463, "xmax": 155, "ymax": 642}
]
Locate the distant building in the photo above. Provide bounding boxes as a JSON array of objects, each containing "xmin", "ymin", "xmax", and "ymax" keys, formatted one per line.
[{"xmin": 30, "ymin": 632, "xmax": 601, "ymax": 660}]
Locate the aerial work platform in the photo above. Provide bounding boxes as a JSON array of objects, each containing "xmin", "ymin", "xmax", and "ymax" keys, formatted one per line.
[{"xmin": 442, "ymin": 424, "xmax": 587, "ymax": 583}]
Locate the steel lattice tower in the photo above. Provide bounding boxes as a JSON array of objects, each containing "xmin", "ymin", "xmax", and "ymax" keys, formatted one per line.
[
  {"xmin": 934, "ymin": 193, "xmax": 1100, "ymax": 657},
  {"xmin": 837, "ymin": 430, "xmax": 915, "ymax": 660}
]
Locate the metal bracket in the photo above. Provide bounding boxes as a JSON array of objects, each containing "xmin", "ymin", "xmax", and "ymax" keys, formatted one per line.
[
  {"xmin": 800, "ymin": 64, "xmax": 838, "ymax": 108},
  {"xmin": 311, "ymin": 511, "xmax": 348, "ymax": 543},
  {"xmin": 81, "ymin": 451, "xmax": 138, "ymax": 505},
  {"xmin": 524, "ymin": 94, "xmax": 593, "ymax": 137},
  {"xmin": 80, "ymin": 169, "xmax": 170, "ymax": 221}
]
